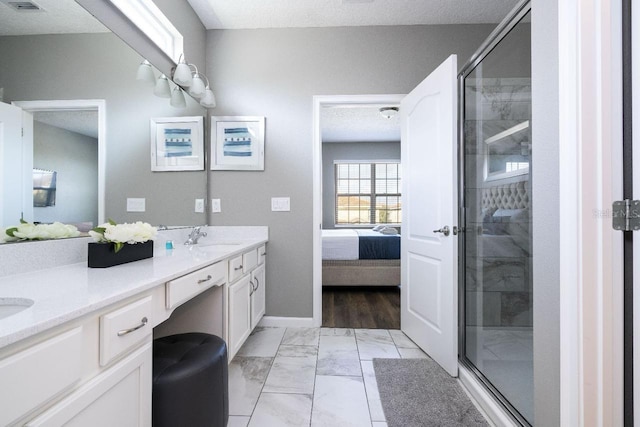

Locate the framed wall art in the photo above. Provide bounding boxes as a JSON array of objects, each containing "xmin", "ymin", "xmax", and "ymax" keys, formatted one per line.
[
  {"xmin": 150, "ymin": 116, "xmax": 204, "ymax": 171},
  {"xmin": 211, "ymin": 116, "xmax": 265, "ymax": 171}
]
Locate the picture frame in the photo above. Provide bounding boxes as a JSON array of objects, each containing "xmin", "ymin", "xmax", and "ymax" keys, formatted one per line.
[
  {"xmin": 211, "ymin": 116, "xmax": 265, "ymax": 171},
  {"xmin": 150, "ymin": 116, "xmax": 204, "ymax": 171}
]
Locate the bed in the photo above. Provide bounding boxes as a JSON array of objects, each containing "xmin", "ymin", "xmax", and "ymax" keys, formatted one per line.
[{"xmin": 322, "ymin": 229, "xmax": 401, "ymax": 286}]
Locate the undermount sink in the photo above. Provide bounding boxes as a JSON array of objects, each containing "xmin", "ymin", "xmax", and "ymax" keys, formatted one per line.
[{"xmin": 0, "ymin": 298, "xmax": 34, "ymax": 320}]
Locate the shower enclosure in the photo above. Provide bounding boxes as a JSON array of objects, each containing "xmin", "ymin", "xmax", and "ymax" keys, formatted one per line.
[{"xmin": 458, "ymin": 2, "xmax": 533, "ymax": 424}]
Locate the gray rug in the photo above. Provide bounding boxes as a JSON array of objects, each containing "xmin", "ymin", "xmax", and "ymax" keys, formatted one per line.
[{"xmin": 373, "ymin": 358, "xmax": 488, "ymax": 427}]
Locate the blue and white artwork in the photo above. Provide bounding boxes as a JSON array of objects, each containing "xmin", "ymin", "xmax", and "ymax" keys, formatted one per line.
[
  {"xmin": 163, "ymin": 128, "xmax": 193, "ymax": 158},
  {"xmin": 223, "ymin": 127, "xmax": 252, "ymax": 157}
]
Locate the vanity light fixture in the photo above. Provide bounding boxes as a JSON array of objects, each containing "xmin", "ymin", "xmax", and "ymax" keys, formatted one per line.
[
  {"xmin": 136, "ymin": 60, "xmax": 156, "ymax": 85},
  {"xmin": 170, "ymin": 86, "xmax": 186, "ymax": 108},
  {"xmin": 154, "ymin": 74, "xmax": 171, "ymax": 98},
  {"xmin": 379, "ymin": 106, "xmax": 399, "ymax": 119}
]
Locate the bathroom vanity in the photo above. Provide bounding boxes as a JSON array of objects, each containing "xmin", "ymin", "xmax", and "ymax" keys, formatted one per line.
[{"xmin": 0, "ymin": 227, "xmax": 267, "ymax": 426}]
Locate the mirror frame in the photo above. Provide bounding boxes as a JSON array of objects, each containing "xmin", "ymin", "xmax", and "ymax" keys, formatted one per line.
[{"xmin": 12, "ymin": 99, "xmax": 106, "ymax": 226}]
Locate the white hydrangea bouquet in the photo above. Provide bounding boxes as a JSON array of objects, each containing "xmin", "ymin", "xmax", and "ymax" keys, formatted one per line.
[
  {"xmin": 2, "ymin": 220, "xmax": 80, "ymax": 243},
  {"xmin": 89, "ymin": 220, "xmax": 157, "ymax": 253}
]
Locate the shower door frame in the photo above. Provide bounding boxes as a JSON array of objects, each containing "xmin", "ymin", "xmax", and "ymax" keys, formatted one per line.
[{"xmin": 457, "ymin": 1, "xmax": 533, "ymax": 425}]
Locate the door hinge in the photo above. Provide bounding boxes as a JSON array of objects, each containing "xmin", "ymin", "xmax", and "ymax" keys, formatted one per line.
[{"xmin": 612, "ymin": 199, "xmax": 640, "ymax": 231}]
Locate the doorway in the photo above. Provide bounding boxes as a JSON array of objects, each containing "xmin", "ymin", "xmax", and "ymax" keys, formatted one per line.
[
  {"xmin": 12, "ymin": 100, "xmax": 106, "ymax": 227},
  {"xmin": 312, "ymin": 95, "xmax": 404, "ymax": 328}
]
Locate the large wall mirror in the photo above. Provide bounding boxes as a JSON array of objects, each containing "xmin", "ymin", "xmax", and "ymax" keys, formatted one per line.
[{"xmin": 0, "ymin": 0, "xmax": 207, "ymax": 240}]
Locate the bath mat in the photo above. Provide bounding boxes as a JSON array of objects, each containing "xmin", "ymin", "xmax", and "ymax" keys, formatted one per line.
[{"xmin": 373, "ymin": 358, "xmax": 489, "ymax": 427}]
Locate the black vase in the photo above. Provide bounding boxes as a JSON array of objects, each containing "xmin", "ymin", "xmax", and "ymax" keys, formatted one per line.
[{"xmin": 88, "ymin": 240, "xmax": 154, "ymax": 268}]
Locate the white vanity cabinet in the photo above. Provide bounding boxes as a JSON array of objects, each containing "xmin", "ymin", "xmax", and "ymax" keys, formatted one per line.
[
  {"xmin": 0, "ymin": 233, "xmax": 268, "ymax": 426},
  {"xmin": 0, "ymin": 295, "xmax": 154, "ymax": 427},
  {"xmin": 250, "ymin": 263, "xmax": 266, "ymax": 330},
  {"xmin": 26, "ymin": 341, "xmax": 152, "ymax": 427},
  {"xmin": 226, "ymin": 246, "xmax": 267, "ymax": 360},
  {"xmin": 227, "ymin": 274, "xmax": 252, "ymax": 359}
]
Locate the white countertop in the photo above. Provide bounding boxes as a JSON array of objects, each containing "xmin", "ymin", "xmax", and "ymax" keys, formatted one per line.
[{"xmin": 0, "ymin": 238, "xmax": 266, "ymax": 350}]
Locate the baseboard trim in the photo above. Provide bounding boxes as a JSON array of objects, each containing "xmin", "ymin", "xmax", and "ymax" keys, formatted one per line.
[
  {"xmin": 258, "ymin": 316, "xmax": 315, "ymax": 328},
  {"xmin": 458, "ymin": 363, "xmax": 518, "ymax": 427}
]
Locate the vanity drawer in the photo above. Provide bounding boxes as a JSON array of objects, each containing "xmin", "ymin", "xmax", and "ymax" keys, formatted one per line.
[
  {"xmin": 242, "ymin": 249, "xmax": 258, "ymax": 274},
  {"xmin": 0, "ymin": 327, "xmax": 83, "ymax": 426},
  {"xmin": 166, "ymin": 261, "xmax": 227, "ymax": 309},
  {"xmin": 228, "ymin": 255, "xmax": 244, "ymax": 282},
  {"xmin": 100, "ymin": 296, "xmax": 152, "ymax": 366},
  {"xmin": 258, "ymin": 245, "xmax": 266, "ymax": 265}
]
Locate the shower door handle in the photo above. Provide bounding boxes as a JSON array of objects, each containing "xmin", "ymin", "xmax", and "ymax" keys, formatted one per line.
[{"xmin": 433, "ymin": 226, "xmax": 450, "ymax": 236}]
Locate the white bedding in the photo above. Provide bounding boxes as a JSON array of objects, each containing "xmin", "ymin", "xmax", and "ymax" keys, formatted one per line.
[{"xmin": 322, "ymin": 229, "xmax": 359, "ymax": 260}]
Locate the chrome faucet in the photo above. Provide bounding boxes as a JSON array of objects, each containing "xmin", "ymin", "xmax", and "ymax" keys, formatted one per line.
[{"xmin": 184, "ymin": 226, "xmax": 207, "ymax": 245}]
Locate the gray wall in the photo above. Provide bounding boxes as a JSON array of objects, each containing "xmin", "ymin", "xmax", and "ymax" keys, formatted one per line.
[
  {"xmin": 205, "ymin": 24, "xmax": 494, "ymax": 318},
  {"xmin": 0, "ymin": 32, "xmax": 207, "ymax": 226},
  {"xmin": 531, "ymin": 0, "xmax": 560, "ymax": 424},
  {"xmin": 322, "ymin": 141, "xmax": 400, "ymax": 229},
  {"xmin": 33, "ymin": 121, "xmax": 98, "ymax": 227}
]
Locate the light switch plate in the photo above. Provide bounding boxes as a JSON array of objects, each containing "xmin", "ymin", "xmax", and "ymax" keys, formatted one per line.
[
  {"xmin": 195, "ymin": 199, "xmax": 205, "ymax": 213},
  {"xmin": 271, "ymin": 197, "xmax": 290, "ymax": 212},
  {"xmin": 126, "ymin": 198, "xmax": 145, "ymax": 212},
  {"xmin": 211, "ymin": 199, "xmax": 221, "ymax": 213}
]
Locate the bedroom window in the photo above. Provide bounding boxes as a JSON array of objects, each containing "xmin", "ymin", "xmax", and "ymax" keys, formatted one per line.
[{"xmin": 335, "ymin": 162, "xmax": 401, "ymax": 225}]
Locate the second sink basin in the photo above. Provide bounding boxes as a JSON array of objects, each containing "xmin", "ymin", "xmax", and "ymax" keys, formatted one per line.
[{"xmin": 0, "ymin": 298, "xmax": 34, "ymax": 320}]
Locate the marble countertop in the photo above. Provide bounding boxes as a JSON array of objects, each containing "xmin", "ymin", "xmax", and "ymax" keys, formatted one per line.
[{"xmin": 0, "ymin": 238, "xmax": 267, "ymax": 350}]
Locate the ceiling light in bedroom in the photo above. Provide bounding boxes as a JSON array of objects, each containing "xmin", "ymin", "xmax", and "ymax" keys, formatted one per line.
[{"xmin": 379, "ymin": 107, "xmax": 399, "ymax": 119}]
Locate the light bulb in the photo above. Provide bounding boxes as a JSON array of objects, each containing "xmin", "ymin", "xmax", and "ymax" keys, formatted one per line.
[
  {"xmin": 136, "ymin": 60, "xmax": 155, "ymax": 85},
  {"xmin": 170, "ymin": 87, "xmax": 186, "ymax": 108},
  {"xmin": 173, "ymin": 56, "xmax": 193, "ymax": 87},
  {"xmin": 189, "ymin": 74, "xmax": 206, "ymax": 98},
  {"xmin": 154, "ymin": 75, "xmax": 171, "ymax": 98},
  {"xmin": 200, "ymin": 88, "xmax": 216, "ymax": 108}
]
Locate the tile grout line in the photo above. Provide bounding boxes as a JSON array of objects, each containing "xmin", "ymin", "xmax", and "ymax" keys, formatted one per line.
[{"xmin": 245, "ymin": 327, "xmax": 288, "ymax": 425}]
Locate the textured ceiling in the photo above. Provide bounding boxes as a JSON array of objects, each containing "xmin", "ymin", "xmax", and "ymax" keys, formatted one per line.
[
  {"xmin": 321, "ymin": 106, "xmax": 400, "ymax": 143},
  {"xmin": 0, "ymin": 0, "xmax": 108, "ymax": 36},
  {"xmin": 187, "ymin": 0, "xmax": 519, "ymax": 29},
  {"xmin": 34, "ymin": 110, "xmax": 99, "ymax": 139}
]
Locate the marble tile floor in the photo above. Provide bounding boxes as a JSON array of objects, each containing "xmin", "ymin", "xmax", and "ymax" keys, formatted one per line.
[{"xmin": 228, "ymin": 326, "xmax": 431, "ymax": 427}]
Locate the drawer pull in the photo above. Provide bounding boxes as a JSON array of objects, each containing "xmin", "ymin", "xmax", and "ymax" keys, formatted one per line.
[
  {"xmin": 117, "ymin": 317, "xmax": 148, "ymax": 336},
  {"xmin": 261, "ymin": 252, "xmax": 266, "ymax": 257},
  {"xmin": 198, "ymin": 275, "xmax": 213, "ymax": 284},
  {"xmin": 234, "ymin": 265, "xmax": 243, "ymax": 271}
]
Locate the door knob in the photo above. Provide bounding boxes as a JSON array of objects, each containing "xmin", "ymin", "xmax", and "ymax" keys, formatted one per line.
[{"xmin": 433, "ymin": 226, "xmax": 450, "ymax": 236}]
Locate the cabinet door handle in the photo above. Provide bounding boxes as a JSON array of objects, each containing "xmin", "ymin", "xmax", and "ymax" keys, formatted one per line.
[
  {"xmin": 117, "ymin": 317, "xmax": 148, "ymax": 336},
  {"xmin": 261, "ymin": 252, "xmax": 266, "ymax": 257},
  {"xmin": 234, "ymin": 265, "xmax": 243, "ymax": 271},
  {"xmin": 254, "ymin": 277, "xmax": 260, "ymax": 291},
  {"xmin": 249, "ymin": 280, "xmax": 255, "ymax": 295},
  {"xmin": 198, "ymin": 275, "xmax": 212, "ymax": 284}
]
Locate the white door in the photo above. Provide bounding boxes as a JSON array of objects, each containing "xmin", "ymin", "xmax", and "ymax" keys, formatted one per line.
[
  {"xmin": 401, "ymin": 55, "xmax": 458, "ymax": 376},
  {"xmin": 0, "ymin": 102, "xmax": 33, "ymax": 227}
]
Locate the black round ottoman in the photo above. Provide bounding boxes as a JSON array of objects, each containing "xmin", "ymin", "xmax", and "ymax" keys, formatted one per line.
[{"xmin": 152, "ymin": 333, "xmax": 228, "ymax": 427}]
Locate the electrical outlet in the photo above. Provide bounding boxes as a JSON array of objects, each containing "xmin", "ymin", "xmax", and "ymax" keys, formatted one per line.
[
  {"xmin": 195, "ymin": 198, "xmax": 205, "ymax": 213},
  {"xmin": 271, "ymin": 197, "xmax": 290, "ymax": 212},
  {"xmin": 126, "ymin": 198, "xmax": 145, "ymax": 212},
  {"xmin": 211, "ymin": 199, "xmax": 221, "ymax": 213}
]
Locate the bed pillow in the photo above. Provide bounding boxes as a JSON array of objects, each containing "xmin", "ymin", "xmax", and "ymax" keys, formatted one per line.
[{"xmin": 380, "ymin": 227, "xmax": 399, "ymax": 235}]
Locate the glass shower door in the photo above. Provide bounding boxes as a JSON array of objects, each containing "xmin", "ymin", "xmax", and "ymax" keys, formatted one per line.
[{"xmin": 460, "ymin": 5, "xmax": 533, "ymax": 425}]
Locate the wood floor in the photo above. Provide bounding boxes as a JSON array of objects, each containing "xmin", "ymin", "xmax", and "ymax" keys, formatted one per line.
[{"xmin": 322, "ymin": 286, "xmax": 400, "ymax": 329}]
